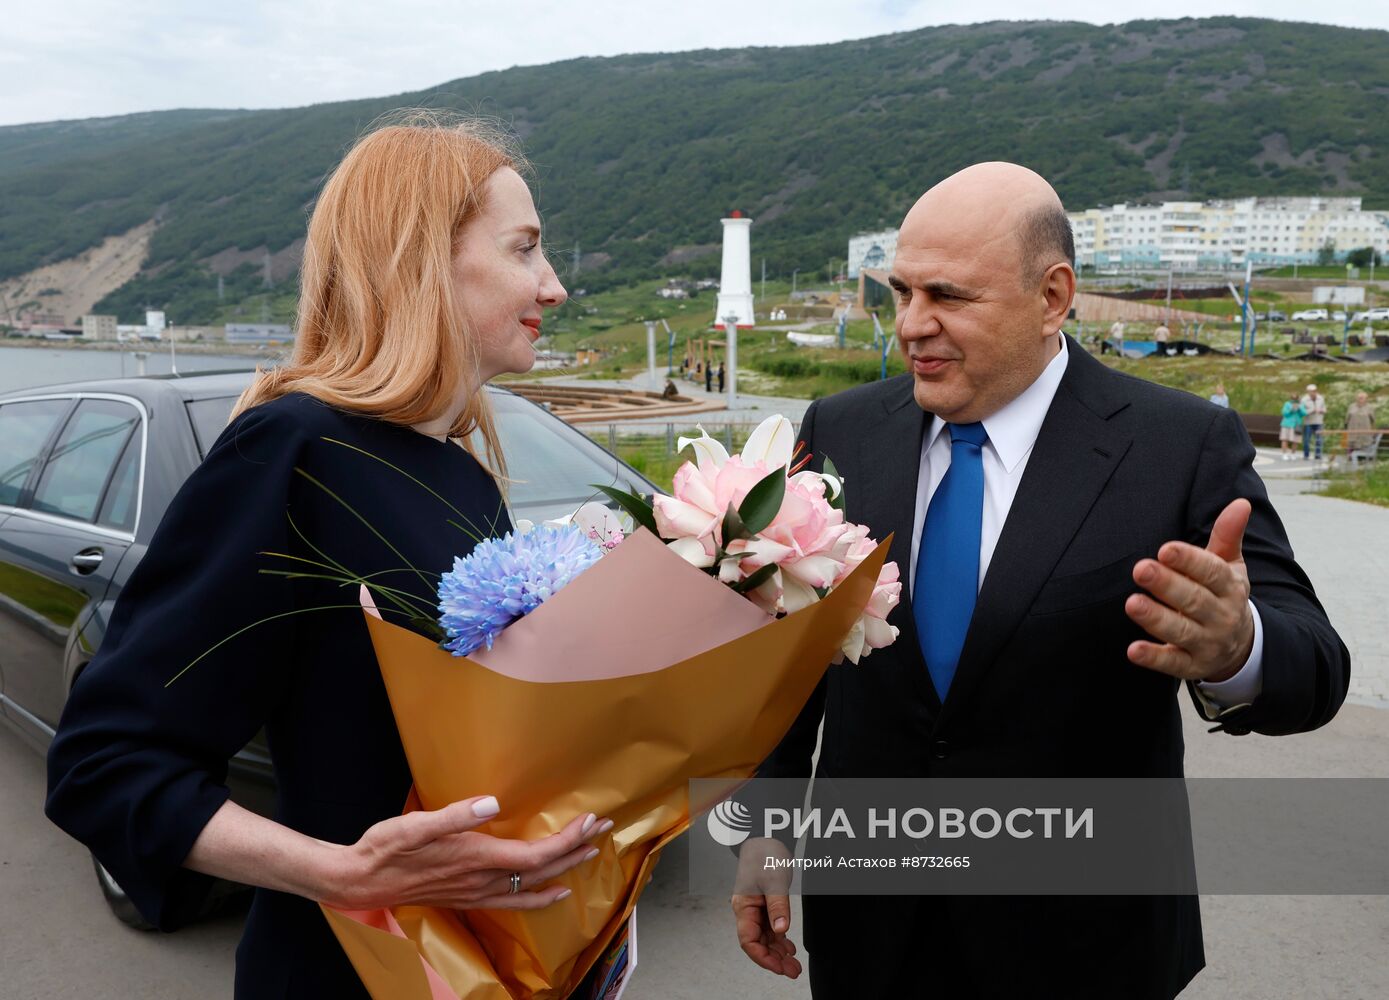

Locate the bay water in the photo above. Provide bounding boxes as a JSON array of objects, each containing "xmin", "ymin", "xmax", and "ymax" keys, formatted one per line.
[{"xmin": 0, "ymin": 345, "xmax": 276, "ymax": 395}]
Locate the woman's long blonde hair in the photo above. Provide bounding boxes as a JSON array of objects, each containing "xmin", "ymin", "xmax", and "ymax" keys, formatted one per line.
[{"xmin": 233, "ymin": 110, "xmax": 525, "ymax": 476}]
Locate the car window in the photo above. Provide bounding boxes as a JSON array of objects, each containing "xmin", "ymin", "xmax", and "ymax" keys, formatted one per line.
[
  {"xmin": 0, "ymin": 399, "xmax": 71, "ymax": 506},
  {"xmin": 97, "ymin": 433, "xmax": 141, "ymax": 532},
  {"xmin": 32, "ymin": 399, "xmax": 141, "ymax": 523},
  {"xmin": 186, "ymin": 396, "xmax": 239, "ymax": 458},
  {"xmin": 484, "ymin": 391, "xmax": 648, "ymax": 524}
]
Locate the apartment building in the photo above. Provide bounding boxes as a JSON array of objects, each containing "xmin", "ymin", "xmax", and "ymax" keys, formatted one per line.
[{"xmin": 1070, "ymin": 197, "xmax": 1389, "ymax": 271}]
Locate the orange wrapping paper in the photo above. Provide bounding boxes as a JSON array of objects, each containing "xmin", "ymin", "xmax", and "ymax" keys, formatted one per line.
[{"xmin": 323, "ymin": 527, "xmax": 890, "ymax": 999}]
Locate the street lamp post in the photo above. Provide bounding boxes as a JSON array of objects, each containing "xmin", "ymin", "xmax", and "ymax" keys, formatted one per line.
[
  {"xmin": 1338, "ymin": 261, "xmax": 1350, "ymax": 355},
  {"xmin": 644, "ymin": 320, "xmax": 657, "ymax": 387},
  {"xmin": 1240, "ymin": 259, "xmax": 1252, "ymax": 356},
  {"xmin": 791, "ymin": 269, "xmax": 799, "ymax": 297},
  {"xmin": 722, "ymin": 313, "xmax": 739, "ymax": 411},
  {"xmin": 872, "ymin": 312, "xmax": 891, "ymax": 380}
]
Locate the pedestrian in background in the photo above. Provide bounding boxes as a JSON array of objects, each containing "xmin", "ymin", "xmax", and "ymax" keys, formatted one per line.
[
  {"xmin": 705, "ymin": 361, "xmax": 713, "ymax": 392},
  {"xmin": 1346, "ymin": 391, "xmax": 1376, "ymax": 453},
  {"xmin": 718, "ymin": 362, "xmax": 726, "ymax": 393},
  {"xmin": 1154, "ymin": 321, "xmax": 1171, "ymax": 353},
  {"xmin": 1280, "ymin": 393, "xmax": 1303, "ymax": 461},
  {"xmin": 1300, "ymin": 384, "xmax": 1327, "ymax": 461},
  {"xmin": 1209, "ymin": 382, "xmax": 1229, "ymax": 408}
]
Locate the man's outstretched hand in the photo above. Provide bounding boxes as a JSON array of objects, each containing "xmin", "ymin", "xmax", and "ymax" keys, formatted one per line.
[{"xmin": 1125, "ymin": 498, "xmax": 1255, "ymax": 683}]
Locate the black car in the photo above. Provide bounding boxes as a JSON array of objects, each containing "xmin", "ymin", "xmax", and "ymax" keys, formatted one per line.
[{"xmin": 0, "ymin": 370, "xmax": 654, "ymax": 925}]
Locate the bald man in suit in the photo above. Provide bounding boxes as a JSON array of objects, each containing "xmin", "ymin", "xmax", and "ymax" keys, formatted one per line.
[{"xmin": 730, "ymin": 163, "xmax": 1349, "ymax": 999}]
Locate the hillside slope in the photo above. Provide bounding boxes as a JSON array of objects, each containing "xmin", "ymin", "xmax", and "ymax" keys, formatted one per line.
[{"xmin": 3, "ymin": 17, "xmax": 1386, "ymax": 323}]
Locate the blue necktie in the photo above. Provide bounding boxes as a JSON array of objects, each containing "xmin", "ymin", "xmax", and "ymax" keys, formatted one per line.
[{"xmin": 914, "ymin": 422, "xmax": 988, "ymax": 700}]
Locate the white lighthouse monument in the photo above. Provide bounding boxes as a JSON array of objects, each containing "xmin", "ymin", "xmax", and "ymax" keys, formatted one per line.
[{"xmin": 715, "ymin": 211, "xmax": 755, "ymax": 328}]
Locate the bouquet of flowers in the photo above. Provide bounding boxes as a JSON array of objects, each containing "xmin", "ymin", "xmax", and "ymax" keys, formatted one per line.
[
  {"xmin": 321, "ymin": 415, "xmax": 899, "ymax": 999},
  {"xmin": 437, "ymin": 415, "xmax": 900, "ymax": 665}
]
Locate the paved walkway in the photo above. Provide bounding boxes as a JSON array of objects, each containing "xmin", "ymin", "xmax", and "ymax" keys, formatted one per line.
[{"xmin": 1252, "ymin": 448, "xmax": 1389, "ymax": 706}]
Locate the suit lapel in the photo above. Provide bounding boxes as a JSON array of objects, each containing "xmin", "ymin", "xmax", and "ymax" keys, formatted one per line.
[
  {"xmin": 934, "ymin": 342, "xmax": 1133, "ymax": 731},
  {"xmin": 851, "ymin": 382, "xmax": 940, "ymax": 712}
]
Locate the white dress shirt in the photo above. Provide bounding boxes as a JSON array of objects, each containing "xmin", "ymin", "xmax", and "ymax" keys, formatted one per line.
[{"xmin": 907, "ymin": 335, "xmax": 1263, "ymax": 711}]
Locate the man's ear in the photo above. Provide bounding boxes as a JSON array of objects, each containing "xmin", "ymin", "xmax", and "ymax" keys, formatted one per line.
[{"xmin": 1040, "ymin": 262, "xmax": 1076, "ymax": 337}]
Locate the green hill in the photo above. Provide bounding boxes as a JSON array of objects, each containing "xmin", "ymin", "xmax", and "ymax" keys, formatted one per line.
[{"xmin": 3, "ymin": 16, "xmax": 1387, "ymax": 323}]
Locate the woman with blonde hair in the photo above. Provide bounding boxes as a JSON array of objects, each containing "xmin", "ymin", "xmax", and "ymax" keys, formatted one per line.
[{"xmin": 46, "ymin": 115, "xmax": 609, "ymax": 998}]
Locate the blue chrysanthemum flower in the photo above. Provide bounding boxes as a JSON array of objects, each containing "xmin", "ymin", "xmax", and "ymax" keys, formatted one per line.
[{"xmin": 437, "ymin": 523, "xmax": 603, "ymax": 657}]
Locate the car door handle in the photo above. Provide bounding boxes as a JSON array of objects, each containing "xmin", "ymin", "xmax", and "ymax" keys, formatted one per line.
[{"xmin": 71, "ymin": 549, "xmax": 104, "ymax": 573}]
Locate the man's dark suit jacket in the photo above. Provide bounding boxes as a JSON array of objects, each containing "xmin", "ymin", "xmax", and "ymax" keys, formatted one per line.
[{"xmin": 761, "ymin": 337, "xmax": 1349, "ymax": 999}]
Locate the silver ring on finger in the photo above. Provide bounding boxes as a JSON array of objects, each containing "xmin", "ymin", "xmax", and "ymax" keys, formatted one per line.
[{"xmin": 509, "ymin": 871, "xmax": 522, "ymax": 895}]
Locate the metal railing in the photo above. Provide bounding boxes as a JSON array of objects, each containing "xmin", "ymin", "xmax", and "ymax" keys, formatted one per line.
[{"xmin": 583, "ymin": 420, "xmax": 804, "ymax": 481}]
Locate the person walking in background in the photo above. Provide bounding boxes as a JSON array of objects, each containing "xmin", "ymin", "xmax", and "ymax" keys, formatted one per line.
[
  {"xmin": 1300, "ymin": 383, "xmax": 1327, "ymax": 460},
  {"xmin": 705, "ymin": 360, "xmax": 714, "ymax": 392},
  {"xmin": 1280, "ymin": 393, "xmax": 1304, "ymax": 461},
  {"xmin": 1346, "ymin": 391, "xmax": 1376, "ymax": 453},
  {"xmin": 718, "ymin": 362, "xmax": 726, "ymax": 393},
  {"xmin": 1209, "ymin": 382, "xmax": 1229, "ymax": 408},
  {"xmin": 1109, "ymin": 319, "xmax": 1125, "ymax": 346},
  {"xmin": 1154, "ymin": 321, "xmax": 1171, "ymax": 353}
]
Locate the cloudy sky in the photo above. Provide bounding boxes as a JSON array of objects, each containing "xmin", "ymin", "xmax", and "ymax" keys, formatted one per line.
[{"xmin": 3, "ymin": 1, "xmax": 1386, "ymax": 127}]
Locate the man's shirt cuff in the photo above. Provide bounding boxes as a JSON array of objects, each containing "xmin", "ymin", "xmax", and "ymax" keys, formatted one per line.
[{"xmin": 1192, "ymin": 600, "xmax": 1264, "ymax": 720}]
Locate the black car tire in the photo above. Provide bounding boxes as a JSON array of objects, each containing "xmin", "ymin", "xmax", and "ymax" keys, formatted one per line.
[
  {"xmin": 92, "ymin": 854, "xmax": 156, "ymax": 931},
  {"xmin": 92, "ymin": 853, "xmax": 252, "ymax": 931}
]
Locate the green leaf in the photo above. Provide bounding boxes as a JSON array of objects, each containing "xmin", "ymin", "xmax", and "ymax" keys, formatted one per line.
[
  {"xmin": 320, "ymin": 437, "xmax": 486, "ymax": 542},
  {"xmin": 732, "ymin": 562, "xmax": 779, "ymax": 594},
  {"xmin": 821, "ymin": 455, "xmax": 846, "ymax": 512},
  {"xmin": 166, "ymin": 603, "xmax": 407, "ymax": 686},
  {"xmin": 722, "ymin": 502, "xmax": 753, "ymax": 543},
  {"xmin": 738, "ymin": 466, "xmax": 788, "ymax": 536},
  {"xmin": 591, "ymin": 484, "xmax": 659, "ymax": 537}
]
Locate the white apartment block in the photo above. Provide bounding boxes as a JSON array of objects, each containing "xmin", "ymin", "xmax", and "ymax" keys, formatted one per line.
[
  {"xmin": 846, "ymin": 228, "xmax": 899, "ymax": 278},
  {"xmin": 1070, "ymin": 197, "xmax": 1389, "ymax": 271}
]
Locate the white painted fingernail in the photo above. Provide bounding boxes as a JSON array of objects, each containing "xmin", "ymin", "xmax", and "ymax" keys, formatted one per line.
[
  {"xmin": 597, "ymin": 819, "xmax": 614, "ymax": 835},
  {"xmin": 556, "ymin": 888, "xmax": 573, "ymax": 900},
  {"xmin": 474, "ymin": 796, "xmax": 500, "ymax": 817},
  {"xmin": 581, "ymin": 813, "xmax": 596, "ymax": 834},
  {"xmin": 584, "ymin": 847, "xmax": 600, "ymax": 862}
]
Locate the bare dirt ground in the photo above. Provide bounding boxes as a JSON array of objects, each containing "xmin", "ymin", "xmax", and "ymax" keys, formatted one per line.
[{"xmin": 0, "ymin": 220, "xmax": 155, "ymax": 326}]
